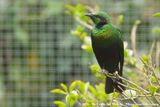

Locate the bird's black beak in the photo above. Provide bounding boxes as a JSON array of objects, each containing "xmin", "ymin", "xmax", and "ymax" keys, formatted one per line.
[
  {"xmin": 85, "ymin": 13, "xmax": 98, "ymax": 24},
  {"xmin": 85, "ymin": 13, "xmax": 95, "ymax": 19}
]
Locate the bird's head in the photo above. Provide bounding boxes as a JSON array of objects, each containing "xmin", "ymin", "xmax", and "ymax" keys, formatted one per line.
[{"xmin": 86, "ymin": 11, "xmax": 111, "ymax": 28}]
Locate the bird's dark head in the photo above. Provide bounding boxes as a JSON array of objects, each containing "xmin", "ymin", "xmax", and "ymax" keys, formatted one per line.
[{"xmin": 86, "ymin": 11, "xmax": 111, "ymax": 28}]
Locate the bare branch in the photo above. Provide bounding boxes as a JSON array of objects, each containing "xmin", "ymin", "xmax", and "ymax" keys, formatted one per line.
[
  {"xmin": 156, "ymin": 42, "xmax": 160, "ymax": 70},
  {"xmin": 131, "ymin": 20, "xmax": 141, "ymax": 57},
  {"xmin": 75, "ymin": 17, "xmax": 93, "ymax": 30}
]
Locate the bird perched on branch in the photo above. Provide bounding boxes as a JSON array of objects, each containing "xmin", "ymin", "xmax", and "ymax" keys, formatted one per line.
[{"xmin": 86, "ymin": 12, "xmax": 125, "ymax": 94}]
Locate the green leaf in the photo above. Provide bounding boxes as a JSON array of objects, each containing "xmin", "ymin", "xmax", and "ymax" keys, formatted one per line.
[
  {"xmin": 71, "ymin": 25, "xmax": 87, "ymax": 40},
  {"xmin": 88, "ymin": 85, "xmax": 97, "ymax": 95},
  {"xmin": 69, "ymin": 80, "xmax": 85, "ymax": 93},
  {"xmin": 131, "ymin": 105, "xmax": 139, "ymax": 107},
  {"xmin": 154, "ymin": 67, "xmax": 159, "ymax": 72},
  {"xmin": 89, "ymin": 64, "xmax": 105, "ymax": 79},
  {"xmin": 124, "ymin": 49, "xmax": 133, "ymax": 57},
  {"xmin": 54, "ymin": 101, "xmax": 66, "ymax": 107},
  {"xmin": 61, "ymin": 83, "xmax": 68, "ymax": 92},
  {"xmin": 77, "ymin": 25, "xmax": 85, "ymax": 32},
  {"xmin": 81, "ymin": 32, "xmax": 88, "ymax": 40},
  {"xmin": 141, "ymin": 55, "xmax": 149, "ymax": 64},
  {"xmin": 75, "ymin": 4, "xmax": 86, "ymax": 16},
  {"xmin": 117, "ymin": 15, "xmax": 124, "ymax": 25},
  {"xmin": 83, "ymin": 36, "xmax": 91, "ymax": 45},
  {"xmin": 148, "ymin": 85, "xmax": 158, "ymax": 95},
  {"xmin": 90, "ymin": 64, "xmax": 101, "ymax": 74},
  {"xmin": 152, "ymin": 26, "xmax": 160, "ymax": 36},
  {"xmin": 65, "ymin": 5, "xmax": 75, "ymax": 12},
  {"xmin": 70, "ymin": 30, "xmax": 80, "ymax": 37},
  {"xmin": 50, "ymin": 89, "xmax": 66, "ymax": 95},
  {"xmin": 150, "ymin": 76, "xmax": 156, "ymax": 83},
  {"xmin": 84, "ymin": 82, "xmax": 90, "ymax": 93},
  {"xmin": 69, "ymin": 81, "xmax": 78, "ymax": 92},
  {"xmin": 124, "ymin": 49, "xmax": 128, "ymax": 57},
  {"xmin": 66, "ymin": 91, "xmax": 79, "ymax": 107},
  {"xmin": 110, "ymin": 103, "xmax": 119, "ymax": 107},
  {"xmin": 95, "ymin": 83, "xmax": 105, "ymax": 92},
  {"xmin": 95, "ymin": 92, "xmax": 107, "ymax": 101},
  {"xmin": 81, "ymin": 44, "xmax": 93, "ymax": 53},
  {"xmin": 77, "ymin": 81, "xmax": 85, "ymax": 93},
  {"xmin": 71, "ymin": 90, "xmax": 78, "ymax": 96},
  {"xmin": 123, "ymin": 90, "xmax": 137, "ymax": 98},
  {"xmin": 153, "ymin": 12, "xmax": 160, "ymax": 18},
  {"xmin": 113, "ymin": 92, "xmax": 119, "ymax": 98}
]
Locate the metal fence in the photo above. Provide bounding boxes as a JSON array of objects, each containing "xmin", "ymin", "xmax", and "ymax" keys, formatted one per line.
[{"xmin": 0, "ymin": 0, "xmax": 159, "ymax": 107}]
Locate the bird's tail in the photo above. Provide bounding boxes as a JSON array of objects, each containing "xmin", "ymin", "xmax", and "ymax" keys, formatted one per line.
[{"xmin": 105, "ymin": 77, "xmax": 125, "ymax": 94}]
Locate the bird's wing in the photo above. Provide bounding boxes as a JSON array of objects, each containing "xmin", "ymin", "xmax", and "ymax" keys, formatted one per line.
[
  {"xmin": 119, "ymin": 40, "xmax": 124, "ymax": 76},
  {"xmin": 115, "ymin": 27, "xmax": 124, "ymax": 76}
]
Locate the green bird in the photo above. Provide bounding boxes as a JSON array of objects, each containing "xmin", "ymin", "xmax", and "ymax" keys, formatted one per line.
[{"xmin": 86, "ymin": 12, "xmax": 125, "ymax": 94}]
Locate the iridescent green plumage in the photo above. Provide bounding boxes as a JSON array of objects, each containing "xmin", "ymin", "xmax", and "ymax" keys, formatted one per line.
[{"xmin": 86, "ymin": 12, "xmax": 125, "ymax": 94}]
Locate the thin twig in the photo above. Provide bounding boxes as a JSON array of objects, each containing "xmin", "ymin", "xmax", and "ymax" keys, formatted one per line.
[
  {"xmin": 122, "ymin": 91, "xmax": 138, "ymax": 105},
  {"xmin": 156, "ymin": 42, "xmax": 160, "ymax": 70},
  {"xmin": 120, "ymin": 94, "xmax": 160, "ymax": 101},
  {"xmin": 131, "ymin": 21, "xmax": 139, "ymax": 57},
  {"xmin": 116, "ymin": 81, "xmax": 141, "ymax": 93},
  {"xmin": 100, "ymin": 70, "xmax": 155, "ymax": 104},
  {"xmin": 118, "ymin": 74, "xmax": 156, "ymax": 104},
  {"xmin": 118, "ymin": 74, "xmax": 149, "ymax": 94},
  {"xmin": 140, "ymin": 60, "xmax": 160, "ymax": 105},
  {"xmin": 101, "ymin": 70, "xmax": 149, "ymax": 93},
  {"xmin": 150, "ymin": 66, "xmax": 160, "ymax": 86},
  {"xmin": 149, "ymin": 41, "xmax": 156, "ymax": 55},
  {"xmin": 86, "ymin": 6, "xmax": 95, "ymax": 13},
  {"xmin": 75, "ymin": 17, "xmax": 93, "ymax": 30},
  {"xmin": 141, "ymin": 58, "xmax": 160, "ymax": 86},
  {"xmin": 110, "ymin": 94, "xmax": 115, "ymax": 107}
]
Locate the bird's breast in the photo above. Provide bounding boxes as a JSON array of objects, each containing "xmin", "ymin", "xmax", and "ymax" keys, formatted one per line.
[{"xmin": 92, "ymin": 35, "xmax": 117, "ymax": 47}]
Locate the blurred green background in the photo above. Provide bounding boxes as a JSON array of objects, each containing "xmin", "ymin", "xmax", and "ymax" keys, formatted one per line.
[{"xmin": 0, "ymin": 0, "xmax": 159, "ymax": 107}]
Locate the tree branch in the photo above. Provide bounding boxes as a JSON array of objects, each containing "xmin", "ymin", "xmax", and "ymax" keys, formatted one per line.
[{"xmin": 75, "ymin": 17, "xmax": 93, "ymax": 30}]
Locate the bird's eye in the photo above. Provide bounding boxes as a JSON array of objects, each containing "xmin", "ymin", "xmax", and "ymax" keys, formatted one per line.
[{"xmin": 101, "ymin": 19, "xmax": 107, "ymax": 24}]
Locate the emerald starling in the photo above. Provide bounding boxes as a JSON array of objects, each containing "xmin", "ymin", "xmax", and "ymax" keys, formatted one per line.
[{"xmin": 86, "ymin": 12, "xmax": 125, "ymax": 94}]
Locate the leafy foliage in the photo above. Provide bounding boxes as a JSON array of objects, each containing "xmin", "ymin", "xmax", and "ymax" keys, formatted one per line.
[
  {"xmin": 153, "ymin": 12, "xmax": 160, "ymax": 18},
  {"xmin": 51, "ymin": 4, "xmax": 160, "ymax": 107}
]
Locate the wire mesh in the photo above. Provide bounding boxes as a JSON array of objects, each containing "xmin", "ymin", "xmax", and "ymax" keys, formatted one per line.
[{"xmin": 0, "ymin": 0, "xmax": 159, "ymax": 107}]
